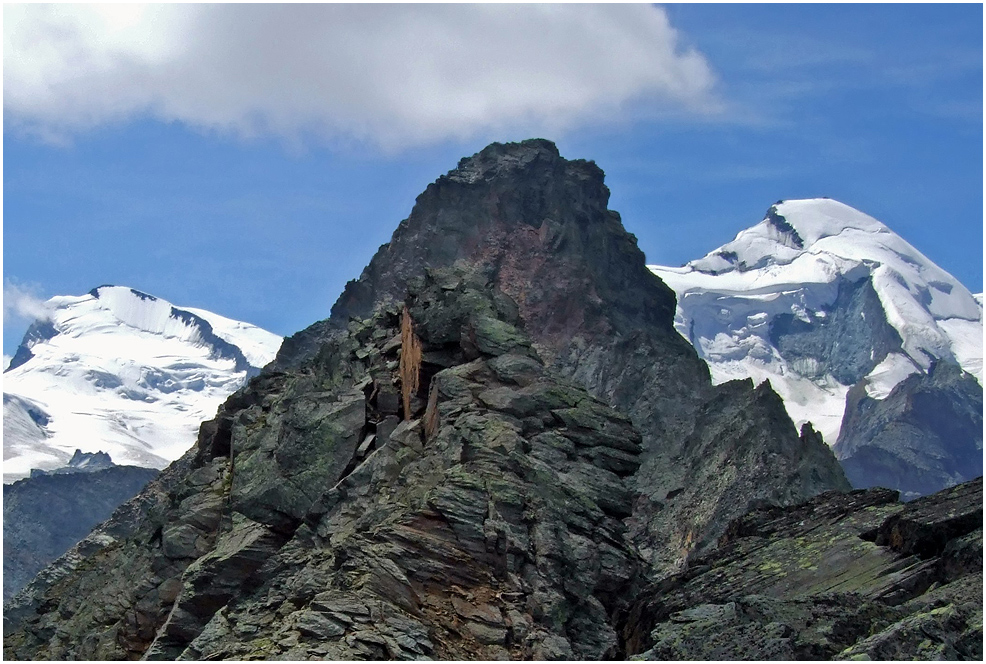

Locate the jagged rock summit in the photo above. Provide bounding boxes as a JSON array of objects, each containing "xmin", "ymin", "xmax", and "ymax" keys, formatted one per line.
[
  {"xmin": 279, "ymin": 138, "xmax": 677, "ymax": 367},
  {"xmin": 281, "ymin": 139, "xmax": 850, "ymax": 566},
  {"xmin": 28, "ymin": 449, "xmax": 115, "ymax": 477},
  {"xmin": 3, "ymin": 140, "xmax": 852, "ymax": 660}
]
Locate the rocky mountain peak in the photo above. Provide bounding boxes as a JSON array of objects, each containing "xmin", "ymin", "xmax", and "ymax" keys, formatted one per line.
[
  {"xmin": 4, "ymin": 141, "xmax": 857, "ymax": 661},
  {"xmin": 650, "ymin": 196, "xmax": 982, "ymax": 500},
  {"xmin": 444, "ymin": 138, "xmax": 569, "ymax": 185},
  {"xmin": 275, "ymin": 140, "xmax": 847, "ymax": 572},
  {"xmin": 28, "ymin": 450, "xmax": 115, "ymax": 478},
  {"xmin": 280, "ymin": 139, "xmax": 675, "ymax": 370}
]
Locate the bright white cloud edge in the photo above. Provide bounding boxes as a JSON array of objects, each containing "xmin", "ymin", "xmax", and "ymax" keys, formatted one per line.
[
  {"xmin": 4, "ymin": 279, "xmax": 52, "ymax": 325},
  {"xmin": 3, "ymin": 4, "xmax": 717, "ymax": 149}
]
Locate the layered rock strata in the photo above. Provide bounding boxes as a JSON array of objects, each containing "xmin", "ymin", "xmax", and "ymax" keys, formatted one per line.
[
  {"xmin": 625, "ymin": 477, "xmax": 983, "ymax": 660},
  {"xmin": 4, "ymin": 140, "xmax": 856, "ymax": 660},
  {"xmin": 279, "ymin": 139, "xmax": 849, "ymax": 569},
  {"xmin": 5, "ymin": 267, "xmax": 647, "ymax": 660}
]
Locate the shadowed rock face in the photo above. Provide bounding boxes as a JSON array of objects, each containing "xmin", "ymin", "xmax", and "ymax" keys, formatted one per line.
[
  {"xmin": 4, "ymin": 267, "xmax": 648, "ymax": 660},
  {"xmin": 3, "ymin": 140, "xmax": 853, "ymax": 660},
  {"xmin": 624, "ymin": 477, "xmax": 983, "ymax": 661},
  {"xmin": 276, "ymin": 139, "xmax": 680, "ymax": 370},
  {"xmin": 3, "ymin": 464, "xmax": 158, "ymax": 601},
  {"xmin": 836, "ymin": 361, "xmax": 983, "ymax": 501},
  {"xmin": 277, "ymin": 139, "xmax": 849, "ymax": 570},
  {"xmin": 769, "ymin": 276, "xmax": 903, "ymax": 386}
]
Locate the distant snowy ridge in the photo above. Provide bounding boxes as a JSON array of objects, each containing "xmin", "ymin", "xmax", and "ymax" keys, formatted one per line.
[
  {"xmin": 3, "ymin": 286, "xmax": 282, "ymax": 483},
  {"xmin": 650, "ymin": 198, "xmax": 983, "ymax": 446}
]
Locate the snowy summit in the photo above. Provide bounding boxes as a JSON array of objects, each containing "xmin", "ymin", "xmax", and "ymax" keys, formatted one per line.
[
  {"xmin": 650, "ymin": 198, "xmax": 983, "ymax": 445},
  {"xmin": 2, "ymin": 286, "xmax": 282, "ymax": 483}
]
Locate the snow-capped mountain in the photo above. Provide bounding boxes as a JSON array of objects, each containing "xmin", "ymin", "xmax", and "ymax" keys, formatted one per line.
[
  {"xmin": 3, "ymin": 286, "xmax": 282, "ymax": 483},
  {"xmin": 650, "ymin": 198, "xmax": 982, "ymax": 447}
]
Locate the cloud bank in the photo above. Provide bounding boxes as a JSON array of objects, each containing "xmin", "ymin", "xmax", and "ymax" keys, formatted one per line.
[
  {"xmin": 3, "ymin": 4, "xmax": 717, "ymax": 149},
  {"xmin": 3, "ymin": 280, "xmax": 51, "ymax": 325}
]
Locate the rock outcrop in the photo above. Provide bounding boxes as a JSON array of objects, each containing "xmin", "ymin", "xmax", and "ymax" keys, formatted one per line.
[
  {"xmin": 625, "ymin": 477, "xmax": 983, "ymax": 660},
  {"xmin": 836, "ymin": 361, "xmax": 983, "ymax": 501},
  {"xmin": 5, "ymin": 267, "xmax": 647, "ymax": 659},
  {"xmin": 278, "ymin": 139, "xmax": 849, "ymax": 569},
  {"xmin": 3, "ymin": 462, "xmax": 158, "ymax": 602},
  {"xmin": 3, "ymin": 140, "xmax": 856, "ymax": 660}
]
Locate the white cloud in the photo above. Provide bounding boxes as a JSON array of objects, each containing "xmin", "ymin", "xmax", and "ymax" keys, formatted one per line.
[
  {"xmin": 3, "ymin": 280, "xmax": 52, "ymax": 325},
  {"xmin": 3, "ymin": 4, "xmax": 717, "ymax": 149},
  {"xmin": 3, "ymin": 355, "xmax": 11, "ymax": 371}
]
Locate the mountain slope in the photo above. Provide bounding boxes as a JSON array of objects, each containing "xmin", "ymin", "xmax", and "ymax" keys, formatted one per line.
[
  {"xmin": 626, "ymin": 478, "xmax": 982, "ymax": 660},
  {"xmin": 3, "ymin": 455, "xmax": 158, "ymax": 602},
  {"xmin": 2, "ymin": 286, "xmax": 282, "ymax": 482},
  {"xmin": 2, "ymin": 140, "xmax": 850, "ymax": 660},
  {"xmin": 280, "ymin": 141, "xmax": 849, "ymax": 567},
  {"xmin": 650, "ymin": 199, "xmax": 983, "ymax": 497}
]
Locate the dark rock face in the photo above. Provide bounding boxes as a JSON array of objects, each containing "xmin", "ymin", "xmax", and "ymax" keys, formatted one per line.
[
  {"xmin": 276, "ymin": 139, "xmax": 679, "ymax": 370},
  {"xmin": 765, "ymin": 204, "xmax": 805, "ymax": 250},
  {"xmin": 4, "ymin": 267, "xmax": 646, "ymax": 660},
  {"xmin": 278, "ymin": 139, "xmax": 848, "ymax": 571},
  {"xmin": 3, "ymin": 464, "xmax": 158, "ymax": 601},
  {"xmin": 768, "ymin": 274, "xmax": 982, "ymax": 501},
  {"xmin": 4, "ymin": 320, "xmax": 58, "ymax": 373},
  {"xmin": 629, "ymin": 381, "xmax": 850, "ymax": 562},
  {"xmin": 770, "ymin": 276, "xmax": 903, "ymax": 386},
  {"xmin": 624, "ymin": 477, "xmax": 983, "ymax": 660},
  {"xmin": 836, "ymin": 361, "xmax": 983, "ymax": 501},
  {"xmin": 2, "ymin": 140, "xmax": 853, "ymax": 660}
]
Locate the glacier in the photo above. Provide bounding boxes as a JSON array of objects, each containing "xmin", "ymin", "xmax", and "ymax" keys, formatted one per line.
[
  {"xmin": 2, "ymin": 286, "xmax": 282, "ymax": 483},
  {"xmin": 650, "ymin": 198, "xmax": 983, "ymax": 447}
]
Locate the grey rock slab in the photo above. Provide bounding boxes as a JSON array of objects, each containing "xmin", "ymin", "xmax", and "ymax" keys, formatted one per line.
[
  {"xmin": 464, "ymin": 620, "xmax": 509, "ymax": 645},
  {"xmin": 161, "ymin": 523, "xmax": 202, "ymax": 560},
  {"xmin": 310, "ymin": 593, "xmax": 371, "ymax": 617},
  {"xmin": 294, "ymin": 610, "xmax": 347, "ymax": 639},
  {"xmin": 451, "ymin": 596, "xmax": 503, "ymax": 624}
]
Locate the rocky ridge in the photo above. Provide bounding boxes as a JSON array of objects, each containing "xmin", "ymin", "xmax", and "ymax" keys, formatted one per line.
[
  {"xmin": 625, "ymin": 477, "xmax": 982, "ymax": 660},
  {"xmin": 3, "ymin": 458, "xmax": 158, "ymax": 602},
  {"xmin": 4, "ymin": 140, "xmax": 856, "ymax": 659},
  {"xmin": 279, "ymin": 139, "xmax": 849, "ymax": 569},
  {"xmin": 5, "ymin": 266, "xmax": 648, "ymax": 659}
]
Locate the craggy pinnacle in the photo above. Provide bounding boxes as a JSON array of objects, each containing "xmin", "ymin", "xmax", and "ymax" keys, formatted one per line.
[
  {"xmin": 4, "ymin": 141, "xmax": 871, "ymax": 661},
  {"xmin": 275, "ymin": 139, "xmax": 850, "ymax": 573},
  {"xmin": 5, "ymin": 267, "xmax": 648, "ymax": 659}
]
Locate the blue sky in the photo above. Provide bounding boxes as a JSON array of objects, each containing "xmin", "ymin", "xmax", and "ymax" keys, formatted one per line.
[{"xmin": 3, "ymin": 4, "xmax": 983, "ymax": 359}]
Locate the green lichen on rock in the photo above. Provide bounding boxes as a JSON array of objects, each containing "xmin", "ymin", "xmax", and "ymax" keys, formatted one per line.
[{"xmin": 626, "ymin": 479, "xmax": 983, "ymax": 661}]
